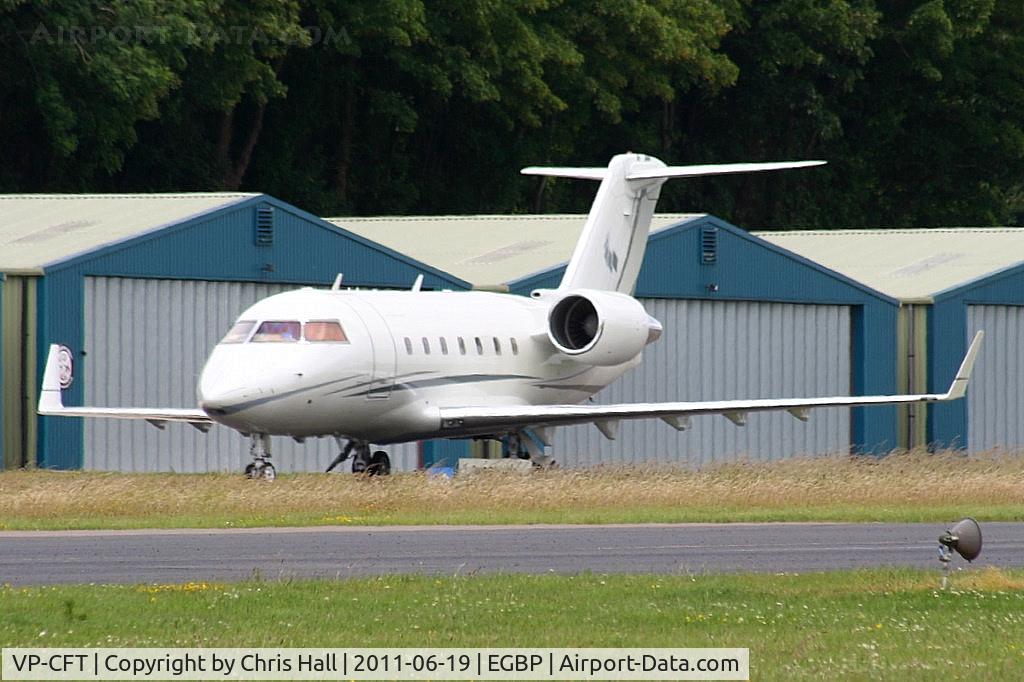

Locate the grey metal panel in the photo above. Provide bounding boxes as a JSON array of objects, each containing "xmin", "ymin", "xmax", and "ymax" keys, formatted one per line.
[
  {"xmin": 553, "ymin": 300, "xmax": 851, "ymax": 467},
  {"xmin": 967, "ymin": 305, "xmax": 1024, "ymax": 452},
  {"xmin": 83, "ymin": 277, "xmax": 419, "ymax": 473}
]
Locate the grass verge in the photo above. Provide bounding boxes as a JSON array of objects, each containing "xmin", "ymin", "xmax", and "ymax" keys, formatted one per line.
[
  {"xmin": 2, "ymin": 569, "xmax": 1023, "ymax": 680},
  {"xmin": 1, "ymin": 451, "xmax": 1022, "ymax": 530}
]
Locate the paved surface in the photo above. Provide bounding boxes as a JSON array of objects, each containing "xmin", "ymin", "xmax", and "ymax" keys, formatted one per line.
[{"xmin": 1, "ymin": 523, "xmax": 1021, "ymax": 585}]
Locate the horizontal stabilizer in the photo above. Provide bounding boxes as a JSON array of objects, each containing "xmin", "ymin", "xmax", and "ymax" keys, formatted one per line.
[
  {"xmin": 520, "ymin": 167, "xmax": 606, "ymax": 181},
  {"xmin": 627, "ymin": 160, "xmax": 826, "ymax": 182}
]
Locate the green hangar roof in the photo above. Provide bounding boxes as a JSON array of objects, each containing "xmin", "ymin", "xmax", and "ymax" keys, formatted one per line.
[
  {"xmin": 0, "ymin": 193, "xmax": 257, "ymax": 275},
  {"xmin": 758, "ymin": 228, "xmax": 1024, "ymax": 303},
  {"xmin": 326, "ymin": 214, "xmax": 702, "ymax": 288}
]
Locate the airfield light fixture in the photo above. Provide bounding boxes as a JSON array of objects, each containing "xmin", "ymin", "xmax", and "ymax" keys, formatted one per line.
[{"xmin": 937, "ymin": 517, "xmax": 982, "ymax": 589}]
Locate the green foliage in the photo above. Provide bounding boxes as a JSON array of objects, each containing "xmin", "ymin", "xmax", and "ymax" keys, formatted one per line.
[
  {"xmin": 846, "ymin": 0, "xmax": 1024, "ymax": 227},
  {"xmin": 0, "ymin": 0, "xmax": 1021, "ymax": 226}
]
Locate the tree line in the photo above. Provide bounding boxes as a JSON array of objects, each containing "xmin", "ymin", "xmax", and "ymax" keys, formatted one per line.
[{"xmin": 2, "ymin": 0, "xmax": 1021, "ymax": 228}]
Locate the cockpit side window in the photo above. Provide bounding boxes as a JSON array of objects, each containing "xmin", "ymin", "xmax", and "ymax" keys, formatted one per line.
[
  {"xmin": 221, "ymin": 320, "xmax": 256, "ymax": 344},
  {"xmin": 251, "ymin": 320, "xmax": 301, "ymax": 342},
  {"xmin": 305, "ymin": 320, "xmax": 348, "ymax": 343}
]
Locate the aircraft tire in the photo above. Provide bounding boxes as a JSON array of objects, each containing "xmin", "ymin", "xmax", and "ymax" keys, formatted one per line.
[{"xmin": 368, "ymin": 451, "xmax": 391, "ymax": 476}]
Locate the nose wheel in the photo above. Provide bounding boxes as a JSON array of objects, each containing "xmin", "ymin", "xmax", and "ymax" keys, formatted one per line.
[
  {"xmin": 245, "ymin": 433, "xmax": 276, "ymax": 480},
  {"xmin": 366, "ymin": 450, "xmax": 391, "ymax": 476}
]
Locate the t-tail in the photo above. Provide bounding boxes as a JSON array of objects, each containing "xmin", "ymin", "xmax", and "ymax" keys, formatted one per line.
[{"xmin": 522, "ymin": 154, "xmax": 826, "ymax": 294}]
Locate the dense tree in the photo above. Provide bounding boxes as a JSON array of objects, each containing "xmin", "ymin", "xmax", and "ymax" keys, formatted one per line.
[
  {"xmin": 842, "ymin": 0, "xmax": 1024, "ymax": 227},
  {"xmin": 0, "ymin": 0, "xmax": 195, "ymax": 188},
  {"xmin": 663, "ymin": 0, "xmax": 882, "ymax": 226},
  {"xmin": 0, "ymin": 0, "xmax": 1020, "ymax": 227}
]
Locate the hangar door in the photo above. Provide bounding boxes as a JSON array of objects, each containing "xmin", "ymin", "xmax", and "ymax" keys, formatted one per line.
[
  {"xmin": 83, "ymin": 277, "xmax": 419, "ymax": 472},
  {"xmin": 554, "ymin": 299, "xmax": 852, "ymax": 467},
  {"xmin": 967, "ymin": 305, "xmax": 1024, "ymax": 452}
]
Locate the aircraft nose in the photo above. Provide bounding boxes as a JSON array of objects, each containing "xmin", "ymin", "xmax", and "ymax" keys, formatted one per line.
[
  {"xmin": 198, "ymin": 350, "xmax": 256, "ymax": 414},
  {"xmin": 198, "ymin": 388, "xmax": 249, "ymax": 415}
]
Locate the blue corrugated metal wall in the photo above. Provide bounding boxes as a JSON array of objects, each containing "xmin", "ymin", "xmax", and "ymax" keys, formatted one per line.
[
  {"xmin": 510, "ymin": 216, "xmax": 902, "ymax": 454},
  {"xmin": 35, "ymin": 196, "xmax": 470, "ymax": 469},
  {"xmin": 928, "ymin": 262, "xmax": 1024, "ymax": 448}
]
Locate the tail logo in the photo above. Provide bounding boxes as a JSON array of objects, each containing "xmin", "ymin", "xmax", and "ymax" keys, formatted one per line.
[
  {"xmin": 603, "ymin": 236, "xmax": 620, "ymax": 274},
  {"xmin": 56, "ymin": 345, "xmax": 74, "ymax": 389}
]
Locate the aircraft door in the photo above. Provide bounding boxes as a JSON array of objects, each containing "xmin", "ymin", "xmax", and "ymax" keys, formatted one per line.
[{"xmin": 341, "ymin": 296, "xmax": 397, "ymax": 399}]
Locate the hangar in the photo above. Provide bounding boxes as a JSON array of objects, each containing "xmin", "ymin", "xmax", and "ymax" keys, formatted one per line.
[
  {"xmin": 0, "ymin": 193, "xmax": 466, "ymax": 472},
  {"xmin": 762, "ymin": 228, "xmax": 1024, "ymax": 452},
  {"xmin": 330, "ymin": 214, "xmax": 903, "ymax": 467}
]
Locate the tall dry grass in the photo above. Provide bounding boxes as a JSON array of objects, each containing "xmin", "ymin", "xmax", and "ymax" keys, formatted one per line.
[{"xmin": 1, "ymin": 450, "xmax": 1022, "ymax": 528}]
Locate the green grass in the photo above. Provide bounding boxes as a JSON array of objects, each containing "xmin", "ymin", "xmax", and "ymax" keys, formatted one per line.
[
  {"xmin": 2, "ymin": 451, "xmax": 1023, "ymax": 530},
  {"xmin": 3, "ymin": 569, "xmax": 1023, "ymax": 680}
]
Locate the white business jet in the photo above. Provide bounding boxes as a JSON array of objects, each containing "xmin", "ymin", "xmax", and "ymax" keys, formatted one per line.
[{"xmin": 39, "ymin": 153, "xmax": 983, "ymax": 479}]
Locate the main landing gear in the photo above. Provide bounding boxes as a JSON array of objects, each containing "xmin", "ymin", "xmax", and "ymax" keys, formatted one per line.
[
  {"xmin": 326, "ymin": 436, "xmax": 391, "ymax": 476},
  {"xmin": 245, "ymin": 433, "xmax": 276, "ymax": 480},
  {"xmin": 501, "ymin": 430, "xmax": 556, "ymax": 468}
]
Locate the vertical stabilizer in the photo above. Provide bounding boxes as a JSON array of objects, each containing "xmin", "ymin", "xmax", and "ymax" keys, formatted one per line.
[
  {"xmin": 561, "ymin": 153, "xmax": 666, "ymax": 293},
  {"xmin": 522, "ymin": 153, "xmax": 666, "ymax": 293}
]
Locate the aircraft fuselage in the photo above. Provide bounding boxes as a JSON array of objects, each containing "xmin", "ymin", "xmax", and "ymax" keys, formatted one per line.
[{"xmin": 197, "ymin": 288, "xmax": 638, "ymax": 442}]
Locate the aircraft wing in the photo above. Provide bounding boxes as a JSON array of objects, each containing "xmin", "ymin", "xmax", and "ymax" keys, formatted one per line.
[
  {"xmin": 37, "ymin": 345, "xmax": 214, "ymax": 431},
  {"xmin": 437, "ymin": 332, "xmax": 983, "ymax": 438}
]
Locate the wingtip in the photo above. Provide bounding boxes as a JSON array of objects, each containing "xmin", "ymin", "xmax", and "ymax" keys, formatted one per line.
[
  {"xmin": 38, "ymin": 344, "xmax": 67, "ymax": 413},
  {"xmin": 944, "ymin": 330, "xmax": 984, "ymax": 400}
]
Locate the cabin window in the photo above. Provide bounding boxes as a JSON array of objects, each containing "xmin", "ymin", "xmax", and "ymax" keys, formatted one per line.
[
  {"xmin": 221, "ymin": 320, "xmax": 255, "ymax": 344},
  {"xmin": 251, "ymin": 320, "xmax": 301, "ymax": 342},
  {"xmin": 510, "ymin": 338, "xmax": 519, "ymax": 355},
  {"xmin": 422, "ymin": 337, "xmax": 431, "ymax": 354},
  {"xmin": 493, "ymin": 337, "xmax": 502, "ymax": 355},
  {"xmin": 458, "ymin": 337, "xmax": 466, "ymax": 355},
  {"xmin": 404, "ymin": 337, "xmax": 413, "ymax": 354},
  {"xmin": 305, "ymin": 320, "xmax": 348, "ymax": 343},
  {"xmin": 440, "ymin": 337, "xmax": 449, "ymax": 355},
  {"xmin": 474, "ymin": 336, "xmax": 484, "ymax": 355}
]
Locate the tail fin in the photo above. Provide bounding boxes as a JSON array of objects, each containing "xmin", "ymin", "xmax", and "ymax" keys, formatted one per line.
[
  {"xmin": 522, "ymin": 154, "xmax": 825, "ymax": 293},
  {"xmin": 39, "ymin": 344, "xmax": 72, "ymax": 413}
]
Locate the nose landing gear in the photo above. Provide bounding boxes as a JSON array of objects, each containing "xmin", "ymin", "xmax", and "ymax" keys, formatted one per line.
[
  {"xmin": 244, "ymin": 433, "xmax": 276, "ymax": 480},
  {"xmin": 327, "ymin": 436, "xmax": 391, "ymax": 476}
]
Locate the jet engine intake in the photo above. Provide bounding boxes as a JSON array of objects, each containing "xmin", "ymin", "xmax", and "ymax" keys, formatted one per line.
[{"xmin": 547, "ymin": 290, "xmax": 661, "ymax": 366}]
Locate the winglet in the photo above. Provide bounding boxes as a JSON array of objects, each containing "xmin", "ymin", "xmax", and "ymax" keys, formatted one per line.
[
  {"xmin": 38, "ymin": 344, "xmax": 67, "ymax": 414},
  {"xmin": 944, "ymin": 331, "xmax": 984, "ymax": 400}
]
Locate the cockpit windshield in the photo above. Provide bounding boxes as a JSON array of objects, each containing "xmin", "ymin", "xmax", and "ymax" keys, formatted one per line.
[
  {"xmin": 251, "ymin": 320, "xmax": 301, "ymax": 342},
  {"xmin": 305, "ymin": 320, "xmax": 348, "ymax": 342},
  {"xmin": 221, "ymin": 319, "xmax": 350, "ymax": 344},
  {"xmin": 220, "ymin": 320, "xmax": 255, "ymax": 344}
]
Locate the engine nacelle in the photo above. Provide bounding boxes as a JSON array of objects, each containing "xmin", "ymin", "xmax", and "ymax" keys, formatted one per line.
[{"xmin": 546, "ymin": 289, "xmax": 662, "ymax": 366}]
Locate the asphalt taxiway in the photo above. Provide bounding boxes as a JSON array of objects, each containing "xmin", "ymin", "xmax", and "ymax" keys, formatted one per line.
[{"xmin": 1, "ymin": 522, "xmax": 1021, "ymax": 585}]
